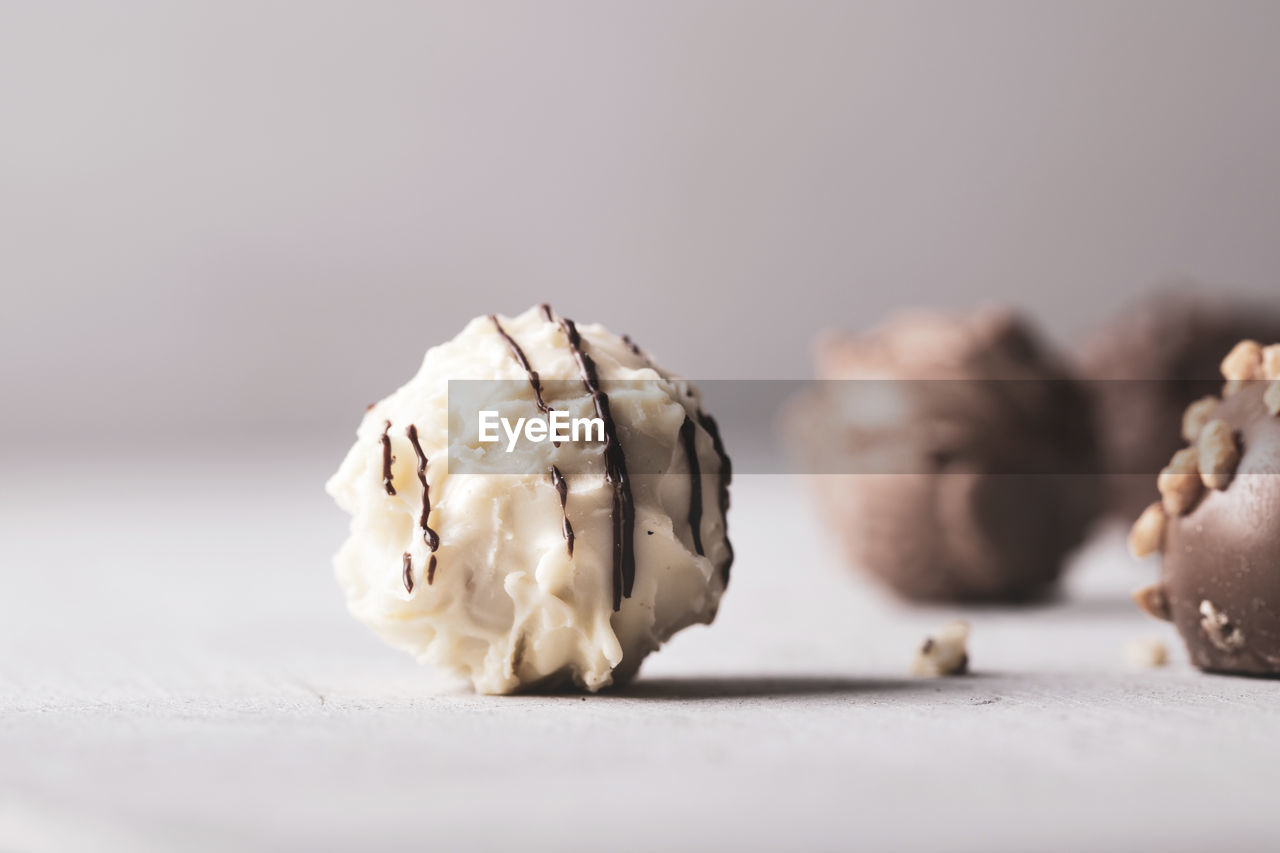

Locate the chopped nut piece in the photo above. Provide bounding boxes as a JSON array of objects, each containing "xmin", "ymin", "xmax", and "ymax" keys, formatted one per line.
[
  {"xmin": 1128, "ymin": 501, "xmax": 1167, "ymax": 558},
  {"xmin": 1133, "ymin": 583, "xmax": 1172, "ymax": 621},
  {"xmin": 1181, "ymin": 396, "xmax": 1220, "ymax": 443},
  {"xmin": 1264, "ymin": 344, "xmax": 1280, "ymax": 380},
  {"xmin": 1221, "ymin": 340, "xmax": 1264, "ymax": 381},
  {"xmin": 1124, "ymin": 637, "xmax": 1169, "ymax": 669},
  {"xmin": 1199, "ymin": 600, "xmax": 1245, "ymax": 653},
  {"xmin": 1266, "ymin": 381, "xmax": 1280, "ymax": 417},
  {"xmin": 1197, "ymin": 419, "xmax": 1240, "ymax": 490},
  {"xmin": 1157, "ymin": 446, "xmax": 1202, "ymax": 515},
  {"xmin": 910, "ymin": 620, "xmax": 970, "ymax": 677}
]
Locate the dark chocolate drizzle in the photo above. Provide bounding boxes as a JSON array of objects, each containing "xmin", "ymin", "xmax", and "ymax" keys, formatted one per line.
[
  {"xmin": 497, "ymin": 307, "xmax": 576, "ymax": 561},
  {"xmin": 616, "ymin": 329, "xmax": 733, "ymax": 583},
  {"xmin": 380, "ymin": 420, "xmax": 396, "ymax": 495},
  {"xmin": 696, "ymin": 409, "xmax": 734, "ymax": 582},
  {"xmin": 490, "ymin": 314, "xmax": 551, "ymax": 414},
  {"xmin": 549, "ymin": 465, "xmax": 575, "ymax": 556},
  {"xmin": 555, "ymin": 313, "xmax": 637, "ymax": 610},
  {"xmin": 679, "ymin": 415, "xmax": 705, "ymax": 557},
  {"xmin": 407, "ymin": 417, "xmax": 442, "ymax": 584},
  {"xmin": 402, "ymin": 552, "xmax": 414, "ymax": 593},
  {"xmin": 405, "ymin": 425, "xmax": 441, "ymax": 552}
]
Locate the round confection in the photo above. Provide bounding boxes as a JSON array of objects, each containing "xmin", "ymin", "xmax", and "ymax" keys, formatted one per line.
[
  {"xmin": 1076, "ymin": 289, "xmax": 1280, "ymax": 521},
  {"xmin": 1131, "ymin": 341, "xmax": 1280, "ymax": 675},
  {"xmin": 326, "ymin": 305, "xmax": 732, "ymax": 694},
  {"xmin": 791, "ymin": 308, "xmax": 1100, "ymax": 602}
]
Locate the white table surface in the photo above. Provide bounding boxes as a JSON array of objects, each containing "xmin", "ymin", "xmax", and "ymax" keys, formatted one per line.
[{"xmin": 3, "ymin": 448, "xmax": 1278, "ymax": 852}]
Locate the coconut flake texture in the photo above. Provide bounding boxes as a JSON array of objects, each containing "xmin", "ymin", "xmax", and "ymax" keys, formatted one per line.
[{"xmin": 326, "ymin": 306, "xmax": 732, "ymax": 694}]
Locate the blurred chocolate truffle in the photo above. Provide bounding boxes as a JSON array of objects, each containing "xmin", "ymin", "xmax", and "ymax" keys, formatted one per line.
[
  {"xmin": 788, "ymin": 309, "xmax": 1100, "ymax": 603},
  {"xmin": 1076, "ymin": 289, "xmax": 1280, "ymax": 520},
  {"xmin": 1131, "ymin": 340, "xmax": 1280, "ymax": 676}
]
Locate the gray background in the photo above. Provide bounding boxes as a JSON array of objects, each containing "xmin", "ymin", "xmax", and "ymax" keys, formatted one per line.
[{"xmin": 4, "ymin": 0, "xmax": 1280, "ymax": 452}]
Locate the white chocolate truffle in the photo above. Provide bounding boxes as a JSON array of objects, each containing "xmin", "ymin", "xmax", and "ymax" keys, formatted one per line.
[{"xmin": 326, "ymin": 305, "xmax": 732, "ymax": 694}]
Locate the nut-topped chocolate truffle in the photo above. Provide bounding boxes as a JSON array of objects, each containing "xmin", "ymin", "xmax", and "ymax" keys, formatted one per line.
[
  {"xmin": 790, "ymin": 308, "xmax": 1100, "ymax": 602},
  {"xmin": 1077, "ymin": 289, "xmax": 1280, "ymax": 520},
  {"xmin": 1131, "ymin": 340, "xmax": 1280, "ymax": 675}
]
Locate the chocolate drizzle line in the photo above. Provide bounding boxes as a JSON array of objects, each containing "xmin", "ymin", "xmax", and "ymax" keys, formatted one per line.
[
  {"xmin": 554, "ymin": 312, "xmax": 636, "ymax": 611},
  {"xmin": 490, "ymin": 314, "xmax": 551, "ymax": 414},
  {"xmin": 696, "ymin": 409, "xmax": 734, "ymax": 582},
  {"xmin": 618, "ymin": 329, "xmax": 734, "ymax": 583},
  {"xmin": 621, "ymin": 334, "xmax": 643, "ymax": 357},
  {"xmin": 539, "ymin": 302, "xmax": 554, "ymax": 323},
  {"xmin": 402, "ymin": 552, "xmax": 414, "ymax": 593},
  {"xmin": 405, "ymin": 424, "xmax": 441, "ymax": 586},
  {"xmin": 678, "ymin": 415, "xmax": 705, "ymax": 557},
  {"xmin": 406, "ymin": 425, "xmax": 440, "ymax": 552},
  {"xmin": 380, "ymin": 420, "xmax": 396, "ymax": 495},
  {"xmin": 549, "ymin": 465, "xmax": 575, "ymax": 556}
]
